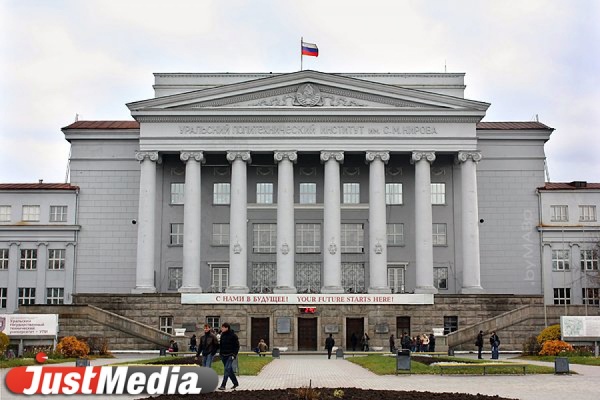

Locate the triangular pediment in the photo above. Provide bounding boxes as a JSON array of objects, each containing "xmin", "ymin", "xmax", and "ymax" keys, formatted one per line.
[{"xmin": 128, "ymin": 70, "xmax": 489, "ymax": 113}]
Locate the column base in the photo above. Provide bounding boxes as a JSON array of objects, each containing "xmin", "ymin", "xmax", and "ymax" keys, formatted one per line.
[
  {"xmin": 321, "ymin": 286, "xmax": 345, "ymax": 294},
  {"xmin": 273, "ymin": 286, "xmax": 297, "ymax": 294},
  {"xmin": 414, "ymin": 286, "xmax": 438, "ymax": 294},
  {"xmin": 131, "ymin": 286, "xmax": 156, "ymax": 294},
  {"xmin": 178, "ymin": 286, "xmax": 203, "ymax": 293},
  {"xmin": 460, "ymin": 286, "xmax": 484, "ymax": 294},
  {"xmin": 368, "ymin": 286, "xmax": 392, "ymax": 294},
  {"xmin": 225, "ymin": 286, "xmax": 249, "ymax": 294}
]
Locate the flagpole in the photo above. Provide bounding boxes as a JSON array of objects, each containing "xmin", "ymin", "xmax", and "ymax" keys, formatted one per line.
[{"xmin": 300, "ymin": 37, "xmax": 303, "ymax": 71}]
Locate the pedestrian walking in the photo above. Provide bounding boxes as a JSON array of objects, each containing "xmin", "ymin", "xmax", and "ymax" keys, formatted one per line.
[
  {"xmin": 389, "ymin": 334, "xmax": 396, "ymax": 353},
  {"xmin": 196, "ymin": 324, "xmax": 219, "ymax": 367},
  {"xmin": 475, "ymin": 330, "xmax": 484, "ymax": 359},
  {"xmin": 325, "ymin": 334, "xmax": 335, "ymax": 359},
  {"xmin": 217, "ymin": 323, "xmax": 240, "ymax": 391}
]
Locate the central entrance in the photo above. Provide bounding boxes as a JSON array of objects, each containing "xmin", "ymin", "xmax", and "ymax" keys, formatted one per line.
[
  {"xmin": 251, "ymin": 317, "xmax": 270, "ymax": 351},
  {"xmin": 346, "ymin": 317, "xmax": 364, "ymax": 351},
  {"xmin": 297, "ymin": 318, "xmax": 318, "ymax": 350}
]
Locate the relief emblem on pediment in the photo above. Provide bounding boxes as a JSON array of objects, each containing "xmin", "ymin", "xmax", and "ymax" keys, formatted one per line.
[{"xmin": 247, "ymin": 83, "xmax": 370, "ymax": 107}]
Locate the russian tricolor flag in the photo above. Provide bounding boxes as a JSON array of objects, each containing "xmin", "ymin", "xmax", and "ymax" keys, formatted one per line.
[{"xmin": 301, "ymin": 41, "xmax": 319, "ymax": 57}]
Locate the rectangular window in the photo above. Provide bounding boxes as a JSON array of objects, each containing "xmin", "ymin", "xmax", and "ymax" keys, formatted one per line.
[
  {"xmin": 256, "ymin": 183, "xmax": 274, "ymax": 204},
  {"xmin": 387, "ymin": 223, "xmax": 405, "ymax": 246},
  {"xmin": 48, "ymin": 249, "xmax": 65, "ymax": 270},
  {"xmin": 582, "ymin": 288, "xmax": 600, "ymax": 306},
  {"xmin": 299, "ymin": 183, "xmax": 317, "ymax": 204},
  {"xmin": 295, "ymin": 262, "xmax": 321, "ymax": 293},
  {"xmin": 253, "ymin": 224, "xmax": 277, "ymax": 253},
  {"xmin": 552, "ymin": 249, "xmax": 570, "ymax": 271},
  {"xmin": 342, "ymin": 263, "xmax": 365, "ymax": 293},
  {"xmin": 551, "ymin": 205, "xmax": 568, "ymax": 222},
  {"xmin": 341, "ymin": 224, "xmax": 364, "ymax": 253},
  {"xmin": 581, "ymin": 249, "xmax": 599, "ymax": 270},
  {"xmin": 0, "ymin": 205, "xmax": 11, "ymax": 222},
  {"xmin": 388, "ymin": 264, "xmax": 406, "ymax": 294},
  {"xmin": 443, "ymin": 316, "xmax": 458, "ymax": 335},
  {"xmin": 432, "ymin": 223, "xmax": 447, "ymax": 246},
  {"xmin": 170, "ymin": 223, "xmax": 184, "ymax": 246},
  {"xmin": 18, "ymin": 287, "xmax": 36, "ymax": 306},
  {"xmin": 212, "ymin": 224, "xmax": 230, "ymax": 246},
  {"xmin": 553, "ymin": 288, "xmax": 571, "ymax": 305},
  {"xmin": 159, "ymin": 316, "xmax": 173, "ymax": 334},
  {"xmin": 434, "ymin": 267, "xmax": 448, "ymax": 290},
  {"xmin": 0, "ymin": 288, "xmax": 6, "ymax": 308},
  {"xmin": 213, "ymin": 183, "xmax": 231, "ymax": 205},
  {"xmin": 20, "ymin": 249, "xmax": 37, "ymax": 270},
  {"xmin": 168, "ymin": 267, "xmax": 183, "ymax": 290},
  {"xmin": 385, "ymin": 183, "xmax": 403, "ymax": 205},
  {"xmin": 343, "ymin": 183, "xmax": 360, "ymax": 204},
  {"xmin": 431, "ymin": 183, "xmax": 446, "ymax": 205},
  {"xmin": 296, "ymin": 223, "xmax": 321, "ymax": 253},
  {"xmin": 22, "ymin": 205, "xmax": 40, "ymax": 222},
  {"xmin": 49, "ymin": 206, "xmax": 68, "ymax": 222},
  {"xmin": 579, "ymin": 205, "xmax": 597, "ymax": 222},
  {"xmin": 251, "ymin": 262, "xmax": 277, "ymax": 293},
  {"xmin": 210, "ymin": 265, "xmax": 229, "ymax": 293},
  {"xmin": 170, "ymin": 183, "xmax": 185, "ymax": 204},
  {"xmin": 206, "ymin": 316, "xmax": 220, "ymax": 331},
  {"xmin": 0, "ymin": 249, "xmax": 8, "ymax": 269},
  {"xmin": 46, "ymin": 288, "xmax": 64, "ymax": 304}
]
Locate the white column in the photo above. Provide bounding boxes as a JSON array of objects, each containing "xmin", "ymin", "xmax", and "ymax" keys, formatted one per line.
[
  {"xmin": 226, "ymin": 151, "xmax": 251, "ymax": 293},
  {"xmin": 35, "ymin": 242, "xmax": 48, "ymax": 304},
  {"xmin": 542, "ymin": 243, "xmax": 553, "ymax": 305},
  {"xmin": 179, "ymin": 151, "xmax": 204, "ymax": 293},
  {"xmin": 274, "ymin": 151, "xmax": 297, "ymax": 293},
  {"xmin": 411, "ymin": 151, "xmax": 437, "ymax": 294},
  {"xmin": 320, "ymin": 151, "xmax": 345, "ymax": 294},
  {"xmin": 366, "ymin": 151, "xmax": 391, "ymax": 294},
  {"xmin": 133, "ymin": 151, "xmax": 161, "ymax": 293},
  {"xmin": 6, "ymin": 242, "xmax": 20, "ymax": 312},
  {"xmin": 64, "ymin": 242, "xmax": 76, "ymax": 304},
  {"xmin": 457, "ymin": 151, "xmax": 484, "ymax": 293}
]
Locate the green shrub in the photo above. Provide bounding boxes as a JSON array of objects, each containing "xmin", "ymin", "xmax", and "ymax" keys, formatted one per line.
[{"xmin": 537, "ymin": 324, "xmax": 561, "ymax": 345}]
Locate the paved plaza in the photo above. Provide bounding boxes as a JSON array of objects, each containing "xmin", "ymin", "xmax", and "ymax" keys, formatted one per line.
[{"xmin": 1, "ymin": 353, "xmax": 599, "ymax": 400}]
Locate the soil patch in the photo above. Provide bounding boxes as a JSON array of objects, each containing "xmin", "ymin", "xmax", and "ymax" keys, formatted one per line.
[{"xmin": 145, "ymin": 387, "xmax": 515, "ymax": 400}]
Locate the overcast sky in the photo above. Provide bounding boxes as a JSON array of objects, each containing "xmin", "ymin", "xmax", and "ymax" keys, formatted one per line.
[{"xmin": 1, "ymin": 0, "xmax": 598, "ymax": 183}]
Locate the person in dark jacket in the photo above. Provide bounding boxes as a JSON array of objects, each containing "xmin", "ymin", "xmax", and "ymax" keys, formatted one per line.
[
  {"xmin": 195, "ymin": 324, "xmax": 219, "ymax": 367},
  {"xmin": 428, "ymin": 333, "xmax": 436, "ymax": 352},
  {"xmin": 350, "ymin": 333, "xmax": 358, "ymax": 351},
  {"xmin": 475, "ymin": 330, "xmax": 484, "ymax": 359},
  {"xmin": 218, "ymin": 322, "xmax": 240, "ymax": 390},
  {"xmin": 325, "ymin": 334, "xmax": 335, "ymax": 359},
  {"xmin": 490, "ymin": 331, "xmax": 500, "ymax": 360},
  {"xmin": 389, "ymin": 334, "xmax": 396, "ymax": 353},
  {"xmin": 189, "ymin": 334, "xmax": 197, "ymax": 352}
]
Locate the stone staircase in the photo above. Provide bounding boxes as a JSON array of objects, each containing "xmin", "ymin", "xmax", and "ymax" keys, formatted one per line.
[{"xmin": 21, "ymin": 304, "xmax": 174, "ymax": 348}]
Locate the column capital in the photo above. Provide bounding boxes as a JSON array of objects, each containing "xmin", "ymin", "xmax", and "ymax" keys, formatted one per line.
[
  {"xmin": 274, "ymin": 151, "xmax": 298, "ymax": 163},
  {"xmin": 226, "ymin": 151, "xmax": 251, "ymax": 163},
  {"xmin": 365, "ymin": 151, "xmax": 390, "ymax": 164},
  {"xmin": 135, "ymin": 151, "xmax": 162, "ymax": 163},
  {"xmin": 320, "ymin": 151, "xmax": 344, "ymax": 163},
  {"xmin": 180, "ymin": 151, "xmax": 205, "ymax": 163},
  {"xmin": 411, "ymin": 151, "xmax": 436, "ymax": 164},
  {"xmin": 456, "ymin": 151, "xmax": 482, "ymax": 163}
]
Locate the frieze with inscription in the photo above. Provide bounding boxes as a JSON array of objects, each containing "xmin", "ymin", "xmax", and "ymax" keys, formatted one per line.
[{"xmin": 178, "ymin": 124, "xmax": 440, "ymax": 136}]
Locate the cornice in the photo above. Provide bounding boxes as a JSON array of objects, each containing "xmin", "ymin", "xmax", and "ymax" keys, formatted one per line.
[{"xmin": 135, "ymin": 115, "xmax": 482, "ymax": 124}]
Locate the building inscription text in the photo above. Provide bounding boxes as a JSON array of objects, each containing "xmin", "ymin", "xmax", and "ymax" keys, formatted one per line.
[{"xmin": 178, "ymin": 124, "xmax": 439, "ymax": 136}]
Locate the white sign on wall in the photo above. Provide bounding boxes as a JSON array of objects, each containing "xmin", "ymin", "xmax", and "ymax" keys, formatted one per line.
[
  {"xmin": 0, "ymin": 314, "xmax": 58, "ymax": 336},
  {"xmin": 561, "ymin": 316, "xmax": 600, "ymax": 340},
  {"xmin": 181, "ymin": 293, "xmax": 434, "ymax": 305}
]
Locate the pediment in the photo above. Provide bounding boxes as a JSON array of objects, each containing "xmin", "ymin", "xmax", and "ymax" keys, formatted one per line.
[{"xmin": 128, "ymin": 70, "xmax": 489, "ymax": 113}]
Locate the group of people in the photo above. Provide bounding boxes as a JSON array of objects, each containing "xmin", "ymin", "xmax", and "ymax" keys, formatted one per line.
[
  {"xmin": 395, "ymin": 332, "xmax": 436, "ymax": 353},
  {"xmin": 475, "ymin": 330, "xmax": 501, "ymax": 359},
  {"xmin": 349, "ymin": 332, "xmax": 371, "ymax": 351}
]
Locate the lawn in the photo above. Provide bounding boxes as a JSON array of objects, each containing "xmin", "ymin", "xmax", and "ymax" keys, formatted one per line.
[
  {"xmin": 0, "ymin": 357, "xmax": 77, "ymax": 368},
  {"xmin": 520, "ymin": 355, "xmax": 600, "ymax": 366},
  {"xmin": 348, "ymin": 354, "xmax": 556, "ymax": 375}
]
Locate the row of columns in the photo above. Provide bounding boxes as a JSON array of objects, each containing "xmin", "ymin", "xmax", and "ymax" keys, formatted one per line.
[{"xmin": 133, "ymin": 150, "xmax": 484, "ymax": 294}]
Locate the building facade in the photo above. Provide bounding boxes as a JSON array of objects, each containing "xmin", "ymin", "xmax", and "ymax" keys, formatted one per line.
[
  {"xmin": 538, "ymin": 182, "xmax": 600, "ymax": 306},
  {"xmin": 8, "ymin": 70, "xmax": 595, "ymax": 351}
]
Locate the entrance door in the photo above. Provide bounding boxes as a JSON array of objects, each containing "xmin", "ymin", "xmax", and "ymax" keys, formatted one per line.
[
  {"xmin": 297, "ymin": 318, "xmax": 318, "ymax": 350},
  {"xmin": 346, "ymin": 318, "xmax": 364, "ymax": 350},
  {"xmin": 251, "ymin": 317, "xmax": 270, "ymax": 350}
]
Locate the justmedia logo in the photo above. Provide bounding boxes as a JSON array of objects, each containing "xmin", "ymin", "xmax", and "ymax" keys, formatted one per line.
[{"xmin": 5, "ymin": 365, "xmax": 218, "ymax": 395}]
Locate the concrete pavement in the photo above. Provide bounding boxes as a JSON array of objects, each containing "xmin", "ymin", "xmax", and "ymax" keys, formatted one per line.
[{"xmin": 1, "ymin": 352, "xmax": 599, "ymax": 400}]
